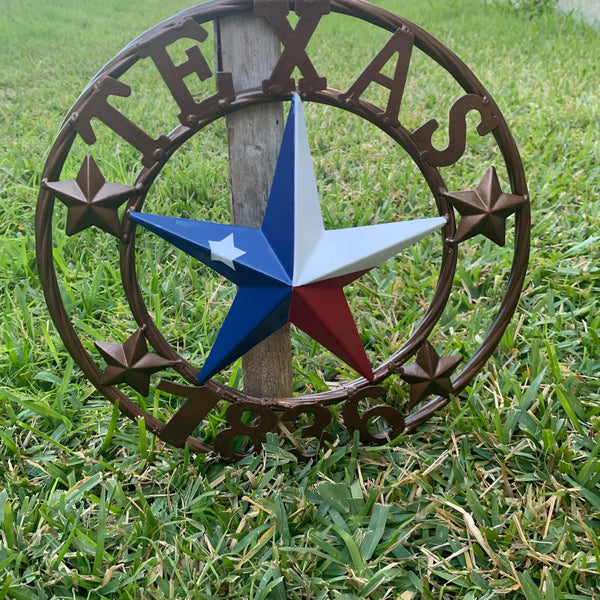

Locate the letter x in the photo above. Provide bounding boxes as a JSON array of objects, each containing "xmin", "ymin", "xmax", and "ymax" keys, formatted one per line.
[{"xmin": 255, "ymin": 0, "xmax": 329, "ymax": 94}]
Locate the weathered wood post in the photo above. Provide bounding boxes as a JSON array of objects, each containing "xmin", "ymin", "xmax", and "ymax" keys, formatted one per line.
[{"xmin": 216, "ymin": 13, "xmax": 293, "ymax": 397}]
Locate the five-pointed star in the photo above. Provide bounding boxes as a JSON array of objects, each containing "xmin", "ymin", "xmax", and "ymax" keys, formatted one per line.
[
  {"xmin": 95, "ymin": 328, "xmax": 177, "ymax": 396},
  {"xmin": 399, "ymin": 341, "xmax": 463, "ymax": 407},
  {"xmin": 130, "ymin": 95, "xmax": 447, "ymax": 384},
  {"xmin": 209, "ymin": 233, "xmax": 246, "ymax": 269},
  {"xmin": 44, "ymin": 155, "xmax": 134, "ymax": 237},
  {"xmin": 444, "ymin": 166, "xmax": 527, "ymax": 246}
]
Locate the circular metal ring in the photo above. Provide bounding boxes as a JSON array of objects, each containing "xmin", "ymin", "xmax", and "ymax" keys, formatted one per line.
[{"xmin": 36, "ymin": 0, "xmax": 530, "ymax": 457}]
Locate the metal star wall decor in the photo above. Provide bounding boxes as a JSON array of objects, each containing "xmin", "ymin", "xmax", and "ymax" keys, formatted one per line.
[
  {"xmin": 36, "ymin": 0, "xmax": 530, "ymax": 460},
  {"xmin": 130, "ymin": 96, "xmax": 446, "ymax": 384},
  {"xmin": 444, "ymin": 166, "xmax": 528, "ymax": 246},
  {"xmin": 399, "ymin": 341, "xmax": 463, "ymax": 408},
  {"xmin": 95, "ymin": 328, "xmax": 178, "ymax": 397}
]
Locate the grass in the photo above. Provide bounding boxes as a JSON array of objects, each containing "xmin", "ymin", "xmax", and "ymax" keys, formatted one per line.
[{"xmin": 1, "ymin": 0, "xmax": 599, "ymax": 597}]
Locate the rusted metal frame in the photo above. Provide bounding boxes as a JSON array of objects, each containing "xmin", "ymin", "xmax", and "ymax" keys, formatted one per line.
[
  {"xmin": 36, "ymin": 133, "xmax": 214, "ymax": 454},
  {"xmin": 101, "ymin": 82, "xmax": 457, "ymax": 452},
  {"xmin": 231, "ymin": 0, "xmax": 528, "ymax": 401},
  {"xmin": 36, "ymin": 0, "xmax": 530, "ymax": 456},
  {"xmin": 329, "ymin": 0, "xmax": 531, "ymax": 405}
]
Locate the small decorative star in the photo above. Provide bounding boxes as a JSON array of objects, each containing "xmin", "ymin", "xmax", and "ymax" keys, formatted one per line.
[
  {"xmin": 444, "ymin": 166, "xmax": 527, "ymax": 246},
  {"xmin": 399, "ymin": 341, "xmax": 463, "ymax": 407},
  {"xmin": 95, "ymin": 328, "xmax": 178, "ymax": 396},
  {"xmin": 131, "ymin": 96, "xmax": 447, "ymax": 384},
  {"xmin": 209, "ymin": 233, "xmax": 246, "ymax": 269},
  {"xmin": 44, "ymin": 155, "xmax": 134, "ymax": 237}
]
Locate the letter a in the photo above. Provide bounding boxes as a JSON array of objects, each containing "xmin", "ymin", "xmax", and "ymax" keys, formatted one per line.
[{"xmin": 341, "ymin": 26, "xmax": 414, "ymax": 127}]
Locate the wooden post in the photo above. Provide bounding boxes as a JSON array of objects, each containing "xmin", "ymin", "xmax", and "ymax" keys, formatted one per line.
[{"xmin": 216, "ymin": 14, "xmax": 293, "ymax": 397}]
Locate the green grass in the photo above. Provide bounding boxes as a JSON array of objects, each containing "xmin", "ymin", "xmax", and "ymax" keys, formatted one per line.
[{"xmin": 1, "ymin": 0, "xmax": 599, "ymax": 598}]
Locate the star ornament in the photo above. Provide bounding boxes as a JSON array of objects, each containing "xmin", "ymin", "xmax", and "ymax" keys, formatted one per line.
[
  {"xmin": 95, "ymin": 328, "xmax": 178, "ymax": 396},
  {"xmin": 399, "ymin": 341, "xmax": 463, "ymax": 407},
  {"xmin": 44, "ymin": 155, "xmax": 134, "ymax": 237},
  {"xmin": 444, "ymin": 166, "xmax": 527, "ymax": 246},
  {"xmin": 130, "ymin": 95, "xmax": 447, "ymax": 384}
]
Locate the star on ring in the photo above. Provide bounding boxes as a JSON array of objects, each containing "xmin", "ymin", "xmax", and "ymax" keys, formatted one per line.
[{"xmin": 130, "ymin": 96, "xmax": 447, "ymax": 384}]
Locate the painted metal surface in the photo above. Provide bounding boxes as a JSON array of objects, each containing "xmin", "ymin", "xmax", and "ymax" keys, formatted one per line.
[
  {"xmin": 131, "ymin": 96, "xmax": 445, "ymax": 383},
  {"xmin": 36, "ymin": 0, "xmax": 530, "ymax": 460}
]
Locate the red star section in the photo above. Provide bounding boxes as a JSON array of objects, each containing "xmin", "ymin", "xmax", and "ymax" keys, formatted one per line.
[
  {"xmin": 44, "ymin": 155, "xmax": 134, "ymax": 237},
  {"xmin": 444, "ymin": 166, "xmax": 527, "ymax": 246},
  {"xmin": 399, "ymin": 341, "xmax": 463, "ymax": 407},
  {"xmin": 289, "ymin": 270, "xmax": 374, "ymax": 381},
  {"xmin": 95, "ymin": 329, "xmax": 178, "ymax": 396}
]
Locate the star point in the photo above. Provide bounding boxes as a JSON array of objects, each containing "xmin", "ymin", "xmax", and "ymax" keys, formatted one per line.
[
  {"xmin": 444, "ymin": 166, "xmax": 527, "ymax": 246},
  {"xmin": 289, "ymin": 278, "xmax": 374, "ymax": 381},
  {"xmin": 45, "ymin": 155, "xmax": 134, "ymax": 237}
]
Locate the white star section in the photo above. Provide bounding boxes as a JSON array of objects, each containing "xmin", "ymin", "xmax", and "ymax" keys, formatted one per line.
[
  {"xmin": 209, "ymin": 233, "xmax": 246, "ymax": 270},
  {"xmin": 286, "ymin": 98, "xmax": 447, "ymax": 286}
]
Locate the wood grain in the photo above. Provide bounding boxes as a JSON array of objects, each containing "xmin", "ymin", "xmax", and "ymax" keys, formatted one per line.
[{"xmin": 216, "ymin": 13, "xmax": 293, "ymax": 397}]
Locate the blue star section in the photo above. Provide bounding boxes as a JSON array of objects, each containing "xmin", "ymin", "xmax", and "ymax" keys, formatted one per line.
[
  {"xmin": 131, "ymin": 95, "xmax": 446, "ymax": 384},
  {"xmin": 129, "ymin": 214, "xmax": 291, "ymax": 287},
  {"xmin": 260, "ymin": 96, "xmax": 298, "ymax": 280},
  {"xmin": 197, "ymin": 286, "xmax": 292, "ymax": 383}
]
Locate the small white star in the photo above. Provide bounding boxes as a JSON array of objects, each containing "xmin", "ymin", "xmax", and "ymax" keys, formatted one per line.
[{"xmin": 209, "ymin": 233, "xmax": 246, "ymax": 269}]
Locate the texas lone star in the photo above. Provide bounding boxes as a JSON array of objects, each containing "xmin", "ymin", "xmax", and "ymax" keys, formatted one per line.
[{"xmin": 130, "ymin": 95, "xmax": 446, "ymax": 384}]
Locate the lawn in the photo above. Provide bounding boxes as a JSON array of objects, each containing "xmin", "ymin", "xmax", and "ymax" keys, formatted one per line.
[{"xmin": 0, "ymin": 0, "xmax": 599, "ymax": 598}]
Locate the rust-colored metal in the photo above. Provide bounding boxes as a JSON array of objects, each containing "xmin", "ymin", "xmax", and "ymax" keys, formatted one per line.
[
  {"xmin": 443, "ymin": 165, "xmax": 529, "ymax": 246},
  {"xmin": 43, "ymin": 155, "xmax": 135, "ymax": 238},
  {"xmin": 36, "ymin": 0, "xmax": 530, "ymax": 460},
  {"xmin": 255, "ymin": 0, "xmax": 330, "ymax": 95},
  {"xmin": 412, "ymin": 94, "xmax": 500, "ymax": 168},
  {"xmin": 399, "ymin": 341, "xmax": 463, "ymax": 409},
  {"xmin": 95, "ymin": 328, "xmax": 179, "ymax": 397},
  {"xmin": 342, "ymin": 386, "xmax": 405, "ymax": 445}
]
